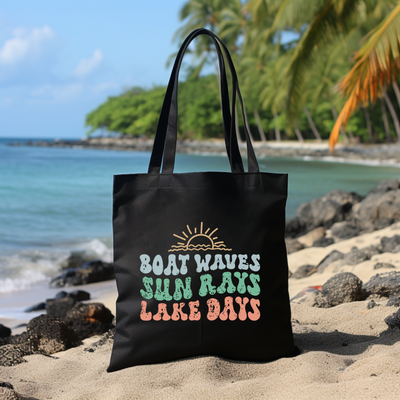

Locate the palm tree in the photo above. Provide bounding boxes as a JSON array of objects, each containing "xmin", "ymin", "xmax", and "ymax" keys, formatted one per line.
[
  {"xmin": 257, "ymin": 0, "xmax": 396, "ymax": 132},
  {"xmin": 330, "ymin": 4, "xmax": 400, "ymax": 148},
  {"xmin": 259, "ymin": 54, "xmax": 291, "ymax": 141}
]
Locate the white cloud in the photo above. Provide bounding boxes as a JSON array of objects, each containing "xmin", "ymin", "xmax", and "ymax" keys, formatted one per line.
[
  {"xmin": 0, "ymin": 25, "xmax": 114, "ymax": 105},
  {"xmin": 0, "ymin": 25, "xmax": 55, "ymax": 66},
  {"xmin": 73, "ymin": 49, "xmax": 104, "ymax": 77}
]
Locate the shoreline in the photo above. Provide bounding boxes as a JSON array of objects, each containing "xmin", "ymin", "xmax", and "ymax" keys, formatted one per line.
[{"xmin": 6, "ymin": 137, "xmax": 400, "ymax": 166}]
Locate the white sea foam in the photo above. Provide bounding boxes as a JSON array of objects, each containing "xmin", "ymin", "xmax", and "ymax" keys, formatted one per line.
[
  {"xmin": 0, "ymin": 271, "xmax": 50, "ymax": 293},
  {"xmin": 0, "ymin": 238, "xmax": 113, "ymax": 293},
  {"xmin": 300, "ymin": 155, "xmax": 400, "ymax": 168},
  {"xmin": 73, "ymin": 238, "xmax": 113, "ymax": 263}
]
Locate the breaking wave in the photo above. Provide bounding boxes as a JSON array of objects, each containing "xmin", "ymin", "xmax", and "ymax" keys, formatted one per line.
[{"xmin": 0, "ymin": 238, "xmax": 112, "ymax": 293}]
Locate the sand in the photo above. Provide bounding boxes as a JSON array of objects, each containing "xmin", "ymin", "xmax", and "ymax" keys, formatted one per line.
[{"xmin": 1, "ymin": 224, "xmax": 400, "ymax": 400}]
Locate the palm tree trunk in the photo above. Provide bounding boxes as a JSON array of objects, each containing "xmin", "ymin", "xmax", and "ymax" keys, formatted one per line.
[
  {"xmin": 294, "ymin": 125, "xmax": 304, "ymax": 142},
  {"xmin": 383, "ymin": 90, "xmax": 400, "ymax": 142},
  {"xmin": 380, "ymin": 97, "xmax": 392, "ymax": 142},
  {"xmin": 241, "ymin": 103, "xmax": 255, "ymax": 142},
  {"xmin": 253, "ymin": 109, "xmax": 267, "ymax": 141},
  {"xmin": 363, "ymin": 106, "xmax": 374, "ymax": 142},
  {"xmin": 330, "ymin": 104, "xmax": 348, "ymax": 144},
  {"xmin": 234, "ymin": 106, "xmax": 242, "ymax": 143},
  {"xmin": 303, "ymin": 106, "xmax": 321, "ymax": 142},
  {"xmin": 391, "ymin": 79, "xmax": 400, "ymax": 107},
  {"xmin": 273, "ymin": 112, "xmax": 281, "ymax": 141}
]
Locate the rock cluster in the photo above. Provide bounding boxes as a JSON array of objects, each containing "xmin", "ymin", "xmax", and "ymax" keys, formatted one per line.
[
  {"xmin": 1, "ymin": 289, "xmax": 114, "ymax": 367},
  {"xmin": 293, "ymin": 270, "xmax": 400, "ymax": 313},
  {"xmin": 291, "ymin": 234, "xmax": 400, "ymax": 278},
  {"xmin": 286, "ymin": 179, "xmax": 400, "ymax": 249}
]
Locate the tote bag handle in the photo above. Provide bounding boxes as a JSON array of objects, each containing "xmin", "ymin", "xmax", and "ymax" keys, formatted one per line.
[
  {"xmin": 148, "ymin": 28, "xmax": 235, "ymax": 173},
  {"xmin": 165, "ymin": 29, "xmax": 259, "ymax": 174},
  {"xmin": 162, "ymin": 29, "xmax": 239, "ymax": 173},
  {"xmin": 148, "ymin": 28, "xmax": 259, "ymax": 174}
]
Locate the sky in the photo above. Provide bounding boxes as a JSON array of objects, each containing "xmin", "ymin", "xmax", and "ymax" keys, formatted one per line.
[{"xmin": 0, "ymin": 0, "xmax": 189, "ymax": 138}]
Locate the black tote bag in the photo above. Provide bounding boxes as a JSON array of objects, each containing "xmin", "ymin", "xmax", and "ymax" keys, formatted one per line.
[{"xmin": 108, "ymin": 29, "xmax": 297, "ymax": 372}]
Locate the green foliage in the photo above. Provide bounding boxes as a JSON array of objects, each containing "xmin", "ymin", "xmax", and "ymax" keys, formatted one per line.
[
  {"xmin": 178, "ymin": 75, "xmax": 223, "ymax": 138},
  {"xmin": 85, "ymin": 87, "xmax": 165, "ymax": 137},
  {"xmin": 85, "ymin": 76, "xmax": 225, "ymax": 139}
]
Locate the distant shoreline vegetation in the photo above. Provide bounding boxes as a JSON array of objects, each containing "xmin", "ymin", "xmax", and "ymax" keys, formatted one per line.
[
  {"xmin": 85, "ymin": 75, "xmax": 228, "ymax": 141},
  {"xmin": 85, "ymin": 72, "xmax": 400, "ymax": 145}
]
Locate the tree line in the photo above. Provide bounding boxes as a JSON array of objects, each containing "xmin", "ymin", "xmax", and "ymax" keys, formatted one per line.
[{"xmin": 86, "ymin": 0, "xmax": 400, "ymax": 147}]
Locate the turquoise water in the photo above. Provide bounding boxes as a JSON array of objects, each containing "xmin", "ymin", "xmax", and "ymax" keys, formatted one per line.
[{"xmin": 0, "ymin": 137, "xmax": 399, "ymax": 292}]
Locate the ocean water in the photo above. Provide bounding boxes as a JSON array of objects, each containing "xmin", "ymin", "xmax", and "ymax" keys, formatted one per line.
[{"xmin": 1, "ymin": 137, "xmax": 400, "ymax": 294}]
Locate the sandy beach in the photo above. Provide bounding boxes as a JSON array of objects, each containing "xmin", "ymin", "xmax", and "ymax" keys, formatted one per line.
[{"xmin": 1, "ymin": 219, "xmax": 400, "ymax": 399}]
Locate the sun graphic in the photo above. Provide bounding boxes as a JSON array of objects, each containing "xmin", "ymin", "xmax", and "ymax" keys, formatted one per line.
[{"xmin": 169, "ymin": 222, "xmax": 232, "ymax": 252}]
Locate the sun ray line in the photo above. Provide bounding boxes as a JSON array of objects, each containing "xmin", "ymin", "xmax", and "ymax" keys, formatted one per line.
[
  {"xmin": 194, "ymin": 227, "xmax": 197, "ymax": 233},
  {"xmin": 187, "ymin": 225, "xmax": 192, "ymax": 234},
  {"xmin": 212, "ymin": 237, "xmax": 218, "ymax": 240},
  {"xmin": 178, "ymin": 242, "xmax": 185, "ymax": 245},
  {"xmin": 173, "ymin": 234, "xmax": 186, "ymax": 241},
  {"xmin": 210, "ymin": 228, "xmax": 218, "ymax": 236},
  {"xmin": 200, "ymin": 222, "xmax": 203, "ymax": 234},
  {"xmin": 214, "ymin": 241, "xmax": 224, "ymax": 244},
  {"xmin": 205, "ymin": 228, "xmax": 210, "ymax": 234},
  {"xmin": 182, "ymin": 232, "xmax": 188, "ymax": 238}
]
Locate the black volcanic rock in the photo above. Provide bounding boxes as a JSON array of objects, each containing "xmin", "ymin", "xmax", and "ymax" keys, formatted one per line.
[
  {"xmin": 0, "ymin": 324, "xmax": 11, "ymax": 339},
  {"xmin": 24, "ymin": 302, "xmax": 46, "ymax": 312},
  {"xmin": 46, "ymin": 297, "xmax": 77, "ymax": 320},
  {"xmin": 3, "ymin": 315, "xmax": 81, "ymax": 366},
  {"xmin": 55, "ymin": 290, "xmax": 91, "ymax": 301},
  {"xmin": 21, "ymin": 315, "xmax": 80, "ymax": 354},
  {"xmin": 321, "ymin": 272, "xmax": 364, "ymax": 307},
  {"xmin": 380, "ymin": 235, "xmax": 400, "ymax": 253},
  {"xmin": 363, "ymin": 271, "xmax": 400, "ymax": 297},
  {"xmin": 386, "ymin": 295, "xmax": 400, "ymax": 307},
  {"xmin": 0, "ymin": 345, "xmax": 30, "ymax": 367},
  {"xmin": 286, "ymin": 190, "xmax": 362, "ymax": 238},
  {"xmin": 292, "ymin": 264, "xmax": 317, "ymax": 279},
  {"xmin": 317, "ymin": 250, "xmax": 345, "ymax": 273},
  {"xmin": 342, "ymin": 247, "xmax": 371, "ymax": 266},
  {"xmin": 330, "ymin": 221, "xmax": 360, "ymax": 239},
  {"xmin": 385, "ymin": 309, "xmax": 400, "ymax": 329},
  {"xmin": 286, "ymin": 181, "xmax": 400, "ymax": 240},
  {"xmin": 312, "ymin": 237, "xmax": 334, "ymax": 247},
  {"xmin": 354, "ymin": 190, "xmax": 400, "ymax": 232},
  {"xmin": 366, "ymin": 179, "xmax": 400, "ymax": 195},
  {"xmin": 64, "ymin": 303, "xmax": 114, "ymax": 340},
  {"xmin": 374, "ymin": 262, "xmax": 396, "ymax": 270},
  {"xmin": 50, "ymin": 260, "xmax": 114, "ymax": 287}
]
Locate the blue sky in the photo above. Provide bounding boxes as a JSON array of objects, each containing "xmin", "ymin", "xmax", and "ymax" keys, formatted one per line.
[{"xmin": 0, "ymin": 0, "xmax": 189, "ymax": 138}]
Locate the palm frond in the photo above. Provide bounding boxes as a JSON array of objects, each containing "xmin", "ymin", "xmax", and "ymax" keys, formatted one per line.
[
  {"xmin": 330, "ymin": 4, "xmax": 400, "ymax": 150},
  {"xmin": 271, "ymin": 0, "xmax": 326, "ymax": 32},
  {"xmin": 283, "ymin": 0, "xmax": 362, "ymax": 124}
]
